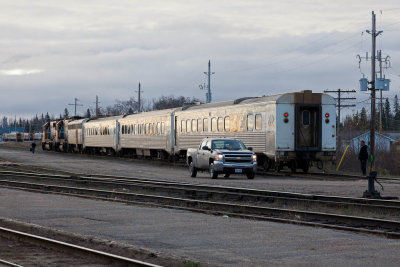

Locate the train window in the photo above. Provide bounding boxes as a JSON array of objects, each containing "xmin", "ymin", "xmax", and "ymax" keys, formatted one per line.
[
  {"xmin": 192, "ymin": 119, "xmax": 197, "ymax": 132},
  {"xmin": 255, "ymin": 114, "xmax": 262, "ymax": 130},
  {"xmin": 127, "ymin": 125, "xmax": 130, "ymax": 134},
  {"xmin": 224, "ymin": 117, "xmax": 230, "ymax": 131},
  {"xmin": 217, "ymin": 117, "xmax": 223, "ymax": 132},
  {"xmin": 211, "ymin": 118, "xmax": 217, "ymax": 132},
  {"xmin": 181, "ymin": 120, "xmax": 185, "ymax": 133},
  {"xmin": 203, "ymin": 118, "xmax": 208, "ymax": 132},
  {"xmin": 156, "ymin": 122, "xmax": 160, "ymax": 134},
  {"xmin": 302, "ymin": 110, "xmax": 310, "ymax": 125},
  {"xmin": 185, "ymin": 119, "xmax": 190, "ymax": 132},
  {"xmin": 161, "ymin": 122, "xmax": 165, "ymax": 134},
  {"xmin": 247, "ymin": 114, "xmax": 254, "ymax": 131},
  {"xmin": 197, "ymin": 119, "xmax": 202, "ymax": 132}
]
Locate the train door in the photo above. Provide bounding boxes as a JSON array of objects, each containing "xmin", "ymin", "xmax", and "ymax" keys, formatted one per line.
[{"xmin": 295, "ymin": 105, "xmax": 321, "ymax": 150}]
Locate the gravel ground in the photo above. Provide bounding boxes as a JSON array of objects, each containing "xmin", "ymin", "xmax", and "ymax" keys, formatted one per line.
[
  {"xmin": 0, "ymin": 235, "xmax": 108, "ymax": 266},
  {"xmin": 0, "ymin": 146, "xmax": 399, "ymax": 198},
  {"xmin": 1, "ymin": 188, "xmax": 400, "ymax": 266}
]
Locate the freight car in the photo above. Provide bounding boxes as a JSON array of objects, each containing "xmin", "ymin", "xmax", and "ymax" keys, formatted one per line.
[{"xmin": 42, "ymin": 90, "xmax": 336, "ymax": 172}]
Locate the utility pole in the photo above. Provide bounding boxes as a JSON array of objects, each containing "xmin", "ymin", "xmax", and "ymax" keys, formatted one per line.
[
  {"xmin": 366, "ymin": 11, "xmax": 382, "ymax": 172},
  {"xmin": 94, "ymin": 95, "xmax": 101, "ymax": 117},
  {"xmin": 68, "ymin": 98, "xmax": 83, "ymax": 117},
  {"xmin": 203, "ymin": 60, "xmax": 215, "ymax": 103},
  {"xmin": 324, "ymin": 89, "xmax": 356, "ymax": 137},
  {"xmin": 135, "ymin": 83, "xmax": 143, "ymax": 113}
]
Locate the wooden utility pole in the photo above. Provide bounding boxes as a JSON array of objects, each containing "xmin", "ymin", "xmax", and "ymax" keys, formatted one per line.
[
  {"xmin": 136, "ymin": 83, "xmax": 143, "ymax": 113},
  {"xmin": 68, "ymin": 98, "xmax": 83, "ymax": 117},
  {"xmin": 203, "ymin": 60, "xmax": 215, "ymax": 103},
  {"xmin": 324, "ymin": 89, "xmax": 356, "ymax": 139},
  {"xmin": 95, "ymin": 95, "xmax": 100, "ymax": 117}
]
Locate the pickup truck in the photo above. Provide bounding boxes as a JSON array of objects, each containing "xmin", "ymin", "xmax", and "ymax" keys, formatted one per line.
[{"xmin": 186, "ymin": 138, "xmax": 257, "ymax": 179}]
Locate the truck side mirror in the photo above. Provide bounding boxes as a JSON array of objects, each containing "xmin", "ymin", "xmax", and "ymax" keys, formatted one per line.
[
  {"xmin": 202, "ymin": 146, "xmax": 210, "ymax": 151},
  {"xmin": 248, "ymin": 147, "xmax": 253, "ymax": 151}
]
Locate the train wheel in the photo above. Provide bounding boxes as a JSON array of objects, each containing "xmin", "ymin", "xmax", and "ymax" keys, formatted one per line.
[
  {"xmin": 209, "ymin": 163, "xmax": 218, "ymax": 179},
  {"xmin": 289, "ymin": 160, "xmax": 297, "ymax": 173},
  {"xmin": 263, "ymin": 159, "xmax": 271, "ymax": 171},
  {"xmin": 189, "ymin": 162, "xmax": 197, "ymax": 177},
  {"xmin": 274, "ymin": 163, "xmax": 283, "ymax": 172},
  {"xmin": 302, "ymin": 160, "xmax": 310, "ymax": 174}
]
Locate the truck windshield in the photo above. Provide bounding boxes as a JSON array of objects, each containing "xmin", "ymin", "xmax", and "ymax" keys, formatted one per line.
[{"xmin": 211, "ymin": 140, "xmax": 246, "ymax": 150}]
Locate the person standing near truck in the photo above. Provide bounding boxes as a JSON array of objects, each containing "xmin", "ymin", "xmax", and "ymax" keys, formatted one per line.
[{"xmin": 358, "ymin": 140, "xmax": 368, "ymax": 176}]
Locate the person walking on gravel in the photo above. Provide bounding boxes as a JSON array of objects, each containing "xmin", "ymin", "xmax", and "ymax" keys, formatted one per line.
[
  {"xmin": 358, "ymin": 140, "xmax": 368, "ymax": 176},
  {"xmin": 30, "ymin": 142, "xmax": 36, "ymax": 154}
]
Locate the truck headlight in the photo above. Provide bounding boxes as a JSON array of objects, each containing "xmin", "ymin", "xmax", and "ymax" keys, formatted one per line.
[
  {"xmin": 252, "ymin": 154, "xmax": 257, "ymax": 162},
  {"xmin": 215, "ymin": 154, "xmax": 224, "ymax": 161}
]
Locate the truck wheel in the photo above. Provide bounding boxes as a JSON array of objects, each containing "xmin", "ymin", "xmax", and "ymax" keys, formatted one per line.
[
  {"xmin": 246, "ymin": 172, "xmax": 255, "ymax": 179},
  {"xmin": 189, "ymin": 162, "xmax": 197, "ymax": 177},
  {"xmin": 209, "ymin": 163, "xmax": 218, "ymax": 179}
]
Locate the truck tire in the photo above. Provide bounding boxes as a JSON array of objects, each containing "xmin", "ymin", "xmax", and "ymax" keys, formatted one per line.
[
  {"xmin": 209, "ymin": 163, "xmax": 218, "ymax": 179},
  {"xmin": 189, "ymin": 162, "xmax": 197, "ymax": 177},
  {"xmin": 246, "ymin": 172, "xmax": 255, "ymax": 179}
]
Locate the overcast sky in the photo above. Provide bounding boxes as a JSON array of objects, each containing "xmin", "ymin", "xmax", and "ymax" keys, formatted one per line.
[{"xmin": 1, "ymin": 1, "xmax": 400, "ymax": 119}]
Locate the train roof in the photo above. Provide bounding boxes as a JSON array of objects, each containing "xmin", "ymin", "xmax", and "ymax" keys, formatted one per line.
[
  {"xmin": 85, "ymin": 115, "xmax": 123, "ymax": 123},
  {"xmin": 120, "ymin": 107, "xmax": 181, "ymax": 120},
  {"xmin": 180, "ymin": 90, "xmax": 335, "ymax": 111}
]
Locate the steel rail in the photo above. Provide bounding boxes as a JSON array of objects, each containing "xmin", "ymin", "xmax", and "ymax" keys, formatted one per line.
[
  {"xmin": 1, "ymin": 170, "xmax": 399, "ymax": 209},
  {"xmin": 0, "ymin": 179, "xmax": 400, "ymax": 239},
  {"xmin": 0, "ymin": 258, "xmax": 23, "ymax": 267},
  {"xmin": 0, "ymin": 227, "xmax": 160, "ymax": 267}
]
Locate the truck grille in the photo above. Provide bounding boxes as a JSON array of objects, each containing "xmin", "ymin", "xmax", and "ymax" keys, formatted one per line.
[{"xmin": 224, "ymin": 153, "xmax": 252, "ymax": 163}]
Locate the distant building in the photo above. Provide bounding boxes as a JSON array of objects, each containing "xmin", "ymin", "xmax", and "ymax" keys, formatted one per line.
[
  {"xmin": 350, "ymin": 131, "xmax": 397, "ymax": 153},
  {"xmin": 385, "ymin": 132, "xmax": 400, "ymax": 141}
]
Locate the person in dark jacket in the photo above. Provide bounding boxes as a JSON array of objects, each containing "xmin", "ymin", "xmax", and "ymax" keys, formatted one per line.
[
  {"xmin": 31, "ymin": 142, "xmax": 36, "ymax": 154},
  {"xmin": 358, "ymin": 140, "xmax": 368, "ymax": 176}
]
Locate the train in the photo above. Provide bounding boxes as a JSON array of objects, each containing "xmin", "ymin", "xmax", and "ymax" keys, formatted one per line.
[
  {"xmin": 2, "ymin": 132, "xmax": 42, "ymax": 142},
  {"xmin": 42, "ymin": 90, "xmax": 337, "ymax": 173}
]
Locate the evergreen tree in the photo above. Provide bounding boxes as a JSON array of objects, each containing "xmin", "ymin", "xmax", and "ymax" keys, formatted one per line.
[
  {"xmin": 359, "ymin": 108, "xmax": 368, "ymax": 130},
  {"xmin": 85, "ymin": 108, "xmax": 91, "ymax": 118},
  {"xmin": 64, "ymin": 108, "xmax": 69, "ymax": 119},
  {"xmin": 394, "ymin": 95, "xmax": 400, "ymax": 130},
  {"xmin": 383, "ymin": 98, "xmax": 392, "ymax": 130},
  {"xmin": 45, "ymin": 112, "xmax": 50, "ymax": 123}
]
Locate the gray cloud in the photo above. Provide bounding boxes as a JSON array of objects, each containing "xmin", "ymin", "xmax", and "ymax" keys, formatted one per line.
[{"xmin": 0, "ymin": 0, "xmax": 400, "ymax": 119}]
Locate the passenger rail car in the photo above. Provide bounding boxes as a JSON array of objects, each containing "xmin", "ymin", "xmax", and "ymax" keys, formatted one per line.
[
  {"xmin": 3, "ymin": 132, "xmax": 23, "ymax": 142},
  {"xmin": 42, "ymin": 90, "xmax": 336, "ymax": 172},
  {"xmin": 174, "ymin": 90, "xmax": 336, "ymax": 172},
  {"xmin": 67, "ymin": 118, "xmax": 87, "ymax": 152}
]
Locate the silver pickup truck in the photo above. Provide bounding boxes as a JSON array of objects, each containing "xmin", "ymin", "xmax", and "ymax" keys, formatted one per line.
[{"xmin": 186, "ymin": 138, "xmax": 257, "ymax": 179}]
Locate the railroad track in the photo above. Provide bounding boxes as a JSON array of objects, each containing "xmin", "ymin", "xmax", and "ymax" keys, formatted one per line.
[
  {"xmin": 1, "ymin": 152, "xmax": 399, "ymax": 182},
  {"xmin": 0, "ymin": 226, "xmax": 160, "ymax": 267},
  {"xmin": 1, "ymin": 170, "xmax": 400, "ymax": 239}
]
